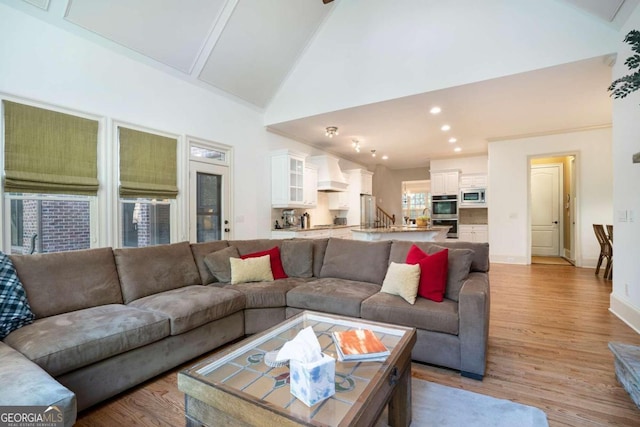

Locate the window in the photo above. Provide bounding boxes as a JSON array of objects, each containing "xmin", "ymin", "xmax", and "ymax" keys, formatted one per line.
[
  {"xmin": 7, "ymin": 193, "xmax": 91, "ymax": 254},
  {"xmin": 121, "ymin": 199, "xmax": 171, "ymax": 248},
  {"xmin": 118, "ymin": 126, "xmax": 178, "ymax": 247},
  {"xmin": 402, "ymin": 192, "xmax": 429, "ymax": 220},
  {"xmin": 2, "ymin": 100, "xmax": 99, "ymax": 254}
]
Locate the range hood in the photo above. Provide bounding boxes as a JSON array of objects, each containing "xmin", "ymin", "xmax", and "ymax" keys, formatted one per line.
[{"xmin": 308, "ymin": 155, "xmax": 348, "ymax": 192}]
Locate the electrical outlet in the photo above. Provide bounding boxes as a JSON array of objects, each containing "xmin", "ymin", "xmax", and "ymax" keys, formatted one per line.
[{"xmin": 629, "ymin": 210, "xmax": 634, "ymax": 223}]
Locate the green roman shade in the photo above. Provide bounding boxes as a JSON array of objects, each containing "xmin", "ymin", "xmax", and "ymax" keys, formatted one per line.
[
  {"xmin": 119, "ymin": 127, "xmax": 178, "ymax": 199},
  {"xmin": 3, "ymin": 100, "xmax": 99, "ymax": 195}
]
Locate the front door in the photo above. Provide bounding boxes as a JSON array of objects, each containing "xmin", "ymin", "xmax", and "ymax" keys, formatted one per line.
[{"xmin": 531, "ymin": 163, "xmax": 562, "ymax": 256}]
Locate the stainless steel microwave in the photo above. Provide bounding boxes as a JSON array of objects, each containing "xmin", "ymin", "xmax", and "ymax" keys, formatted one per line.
[{"xmin": 460, "ymin": 188, "xmax": 486, "ymax": 206}]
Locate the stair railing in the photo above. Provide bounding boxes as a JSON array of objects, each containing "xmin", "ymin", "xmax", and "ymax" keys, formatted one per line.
[{"xmin": 376, "ymin": 206, "xmax": 396, "ymax": 228}]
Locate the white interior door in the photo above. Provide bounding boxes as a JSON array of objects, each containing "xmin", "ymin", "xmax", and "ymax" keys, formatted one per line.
[
  {"xmin": 189, "ymin": 161, "xmax": 230, "ymax": 242},
  {"xmin": 531, "ymin": 164, "xmax": 562, "ymax": 256}
]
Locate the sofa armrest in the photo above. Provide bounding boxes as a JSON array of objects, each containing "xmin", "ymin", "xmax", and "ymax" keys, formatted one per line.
[
  {"xmin": 457, "ymin": 272, "xmax": 490, "ymax": 379},
  {"xmin": 0, "ymin": 342, "xmax": 76, "ymax": 426}
]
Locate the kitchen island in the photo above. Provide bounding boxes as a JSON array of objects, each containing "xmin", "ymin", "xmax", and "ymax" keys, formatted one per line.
[{"xmin": 351, "ymin": 225, "xmax": 450, "ymax": 242}]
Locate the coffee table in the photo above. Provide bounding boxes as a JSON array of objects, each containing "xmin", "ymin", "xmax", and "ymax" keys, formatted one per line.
[{"xmin": 178, "ymin": 311, "xmax": 416, "ymax": 426}]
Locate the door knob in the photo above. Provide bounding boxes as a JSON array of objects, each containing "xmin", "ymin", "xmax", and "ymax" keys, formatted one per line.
[
  {"xmin": 552, "ymin": 221, "xmax": 559, "ymax": 224},
  {"xmin": 224, "ymin": 228, "xmax": 230, "ymax": 232}
]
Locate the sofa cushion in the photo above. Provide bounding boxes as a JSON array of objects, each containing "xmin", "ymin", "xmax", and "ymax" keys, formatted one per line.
[
  {"xmin": 361, "ymin": 292, "xmax": 459, "ymax": 335},
  {"xmin": 406, "ymin": 245, "xmax": 449, "ymax": 302},
  {"xmin": 228, "ymin": 239, "xmax": 285, "ymax": 256},
  {"xmin": 114, "ymin": 241, "xmax": 201, "ymax": 304},
  {"xmin": 204, "ymin": 246, "xmax": 240, "ymax": 283},
  {"xmin": 226, "ymin": 278, "xmax": 306, "ymax": 309},
  {"xmin": 286, "ymin": 278, "xmax": 381, "ymax": 318},
  {"xmin": 190, "ymin": 240, "xmax": 230, "ymax": 285},
  {"xmin": 3, "ymin": 304, "xmax": 170, "ymax": 376},
  {"xmin": 241, "ymin": 246, "xmax": 287, "ymax": 279},
  {"xmin": 230, "ymin": 255, "xmax": 274, "ymax": 284},
  {"xmin": 128, "ymin": 285, "xmax": 245, "ymax": 335},
  {"xmin": 380, "ymin": 262, "xmax": 421, "ymax": 304},
  {"xmin": 0, "ymin": 342, "xmax": 76, "ymax": 427},
  {"xmin": 10, "ymin": 247, "xmax": 123, "ymax": 318},
  {"xmin": 281, "ymin": 240, "xmax": 314, "ymax": 278},
  {"xmin": 0, "ymin": 252, "xmax": 34, "ymax": 339},
  {"xmin": 389, "ymin": 240, "xmax": 489, "ymax": 273},
  {"xmin": 319, "ymin": 239, "xmax": 392, "ymax": 285},
  {"xmin": 312, "ymin": 239, "xmax": 329, "ymax": 278},
  {"xmin": 428, "ymin": 245, "xmax": 474, "ymax": 302}
]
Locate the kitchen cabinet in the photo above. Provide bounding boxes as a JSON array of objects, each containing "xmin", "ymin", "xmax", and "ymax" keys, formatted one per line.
[
  {"xmin": 271, "ymin": 227, "xmax": 352, "ymax": 240},
  {"xmin": 328, "ymin": 191, "xmax": 350, "ymax": 210},
  {"xmin": 330, "ymin": 227, "xmax": 352, "ymax": 239},
  {"xmin": 271, "ymin": 150, "xmax": 305, "ymax": 208},
  {"xmin": 431, "ymin": 170, "xmax": 459, "ymax": 195},
  {"xmin": 303, "ymin": 163, "xmax": 318, "ymax": 208},
  {"xmin": 458, "ymin": 224, "xmax": 488, "ymax": 243},
  {"xmin": 460, "ymin": 174, "xmax": 488, "ymax": 189}
]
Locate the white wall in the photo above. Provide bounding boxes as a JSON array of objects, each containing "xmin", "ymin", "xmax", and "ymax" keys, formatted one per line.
[
  {"xmin": 0, "ymin": 4, "xmax": 347, "ymax": 243},
  {"xmin": 609, "ymin": 6, "xmax": 640, "ymax": 332},
  {"xmin": 266, "ymin": 0, "xmax": 620, "ymax": 125},
  {"xmin": 488, "ymin": 128, "xmax": 612, "ymax": 265}
]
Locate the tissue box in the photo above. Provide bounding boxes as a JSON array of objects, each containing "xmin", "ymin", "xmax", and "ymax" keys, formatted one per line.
[{"xmin": 290, "ymin": 353, "xmax": 335, "ymax": 406}]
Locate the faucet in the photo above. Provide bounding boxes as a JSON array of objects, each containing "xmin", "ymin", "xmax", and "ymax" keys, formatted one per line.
[{"xmin": 422, "ymin": 207, "xmax": 431, "ymax": 217}]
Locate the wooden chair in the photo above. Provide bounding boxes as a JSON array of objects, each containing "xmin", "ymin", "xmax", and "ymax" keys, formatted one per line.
[
  {"xmin": 606, "ymin": 224, "xmax": 613, "ymax": 243},
  {"xmin": 593, "ymin": 224, "xmax": 612, "ymax": 279}
]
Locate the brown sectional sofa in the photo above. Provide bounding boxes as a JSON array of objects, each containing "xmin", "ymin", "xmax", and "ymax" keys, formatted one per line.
[{"xmin": 0, "ymin": 237, "xmax": 490, "ymax": 426}]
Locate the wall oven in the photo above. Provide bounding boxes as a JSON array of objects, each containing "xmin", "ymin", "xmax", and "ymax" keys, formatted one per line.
[
  {"xmin": 431, "ymin": 195, "xmax": 458, "ymax": 219},
  {"xmin": 432, "ymin": 219, "xmax": 458, "ymax": 239}
]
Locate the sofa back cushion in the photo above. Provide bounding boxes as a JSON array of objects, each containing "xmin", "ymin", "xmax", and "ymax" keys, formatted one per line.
[
  {"xmin": 190, "ymin": 241, "xmax": 230, "ymax": 285},
  {"xmin": 389, "ymin": 241, "xmax": 489, "ymax": 273},
  {"xmin": 10, "ymin": 247, "xmax": 122, "ymax": 318},
  {"xmin": 319, "ymin": 239, "xmax": 392, "ymax": 285},
  {"xmin": 312, "ymin": 239, "xmax": 329, "ymax": 278},
  {"xmin": 227, "ymin": 239, "xmax": 284, "ymax": 256},
  {"xmin": 281, "ymin": 240, "xmax": 314, "ymax": 278},
  {"xmin": 114, "ymin": 241, "xmax": 201, "ymax": 304}
]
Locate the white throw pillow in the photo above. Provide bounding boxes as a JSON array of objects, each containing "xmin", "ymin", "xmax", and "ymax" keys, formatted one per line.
[
  {"xmin": 380, "ymin": 262, "xmax": 421, "ymax": 304},
  {"xmin": 229, "ymin": 254, "xmax": 274, "ymax": 284}
]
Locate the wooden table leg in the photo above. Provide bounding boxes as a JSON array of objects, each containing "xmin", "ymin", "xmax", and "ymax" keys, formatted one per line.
[{"xmin": 387, "ymin": 364, "xmax": 412, "ymax": 427}]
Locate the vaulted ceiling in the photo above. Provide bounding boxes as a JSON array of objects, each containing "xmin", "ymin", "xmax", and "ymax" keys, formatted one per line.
[{"xmin": 5, "ymin": 0, "xmax": 639, "ymax": 168}]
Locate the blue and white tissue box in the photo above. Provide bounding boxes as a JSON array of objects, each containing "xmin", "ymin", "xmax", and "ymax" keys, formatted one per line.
[{"xmin": 290, "ymin": 353, "xmax": 335, "ymax": 406}]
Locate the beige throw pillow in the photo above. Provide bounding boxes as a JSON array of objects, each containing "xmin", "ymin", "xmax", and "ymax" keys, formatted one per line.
[
  {"xmin": 380, "ymin": 262, "xmax": 421, "ymax": 304},
  {"xmin": 229, "ymin": 254, "xmax": 274, "ymax": 284}
]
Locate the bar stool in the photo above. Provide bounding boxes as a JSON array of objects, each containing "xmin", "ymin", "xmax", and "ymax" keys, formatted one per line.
[{"xmin": 593, "ymin": 224, "xmax": 612, "ymax": 279}]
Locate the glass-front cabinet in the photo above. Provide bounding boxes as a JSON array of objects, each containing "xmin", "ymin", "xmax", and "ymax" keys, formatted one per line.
[{"xmin": 271, "ymin": 150, "xmax": 306, "ymax": 208}]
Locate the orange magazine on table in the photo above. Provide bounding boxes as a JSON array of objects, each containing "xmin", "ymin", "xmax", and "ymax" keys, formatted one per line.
[{"xmin": 332, "ymin": 329, "xmax": 390, "ymax": 361}]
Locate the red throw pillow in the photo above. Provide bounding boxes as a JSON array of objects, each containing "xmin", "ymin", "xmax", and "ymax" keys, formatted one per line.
[
  {"xmin": 405, "ymin": 244, "xmax": 448, "ymax": 302},
  {"xmin": 241, "ymin": 246, "xmax": 288, "ymax": 280}
]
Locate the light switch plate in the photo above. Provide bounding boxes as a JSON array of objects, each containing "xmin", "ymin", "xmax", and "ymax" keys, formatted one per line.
[{"xmin": 617, "ymin": 210, "xmax": 628, "ymax": 222}]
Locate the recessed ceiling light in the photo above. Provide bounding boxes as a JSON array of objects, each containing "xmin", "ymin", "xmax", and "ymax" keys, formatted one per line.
[
  {"xmin": 454, "ymin": 147, "xmax": 462, "ymax": 152},
  {"xmin": 430, "ymin": 106, "xmax": 441, "ymax": 114},
  {"xmin": 449, "ymin": 137, "xmax": 457, "ymax": 143},
  {"xmin": 441, "ymin": 124, "xmax": 451, "ymax": 131},
  {"xmin": 382, "ymin": 155, "xmax": 389, "ymax": 160}
]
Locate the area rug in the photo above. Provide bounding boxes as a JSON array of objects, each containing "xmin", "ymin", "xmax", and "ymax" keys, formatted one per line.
[{"xmin": 376, "ymin": 379, "xmax": 549, "ymax": 427}]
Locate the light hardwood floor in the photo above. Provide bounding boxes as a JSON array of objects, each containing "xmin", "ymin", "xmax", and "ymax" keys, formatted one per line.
[{"xmin": 76, "ymin": 263, "xmax": 640, "ymax": 426}]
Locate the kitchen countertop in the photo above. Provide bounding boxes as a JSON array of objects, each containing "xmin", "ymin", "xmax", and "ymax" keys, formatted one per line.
[
  {"xmin": 272, "ymin": 225, "xmax": 354, "ymax": 232},
  {"xmin": 352, "ymin": 226, "xmax": 450, "ymax": 233}
]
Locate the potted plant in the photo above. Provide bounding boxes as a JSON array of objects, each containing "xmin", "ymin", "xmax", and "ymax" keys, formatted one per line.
[
  {"xmin": 416, "ymin": 215, "xmax": 430, "ymax": 227},
  {"xmin": 608, "ymin": 30, "xmax": 640, "ymax": 104}
]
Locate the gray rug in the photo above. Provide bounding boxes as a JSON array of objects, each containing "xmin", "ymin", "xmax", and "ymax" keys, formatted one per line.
[{"xmin": 377, "ymin": 379, "xmax": 549, "ymax": 427}]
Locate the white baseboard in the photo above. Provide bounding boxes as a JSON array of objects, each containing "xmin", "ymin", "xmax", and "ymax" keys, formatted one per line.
[
  {"xmin": 490, "ymin": 255, "xmax": 528, "ymax": 265},
  {"xmin": 610, "ymin": 293, "xmax": 640, "ymax": 335}
]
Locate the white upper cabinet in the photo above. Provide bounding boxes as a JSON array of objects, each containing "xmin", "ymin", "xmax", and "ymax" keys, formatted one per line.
[
  {"xmin": 271, "ymin": 150, "xmax": 306, "ymax": 208},
  {"xmin": 303, "ymin": 162, "xmax": 318, "ymax": 208},
  {"xmin": 431, "ymin": 170, "xmax": 459, "ymax": 195},
  {"xmin": 460, "ymin": 174, "xmax": 488, "ymax": 189},
  {"xmin": 328, "ymin": 191, "xmax": 350, "ymax": 210}
]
